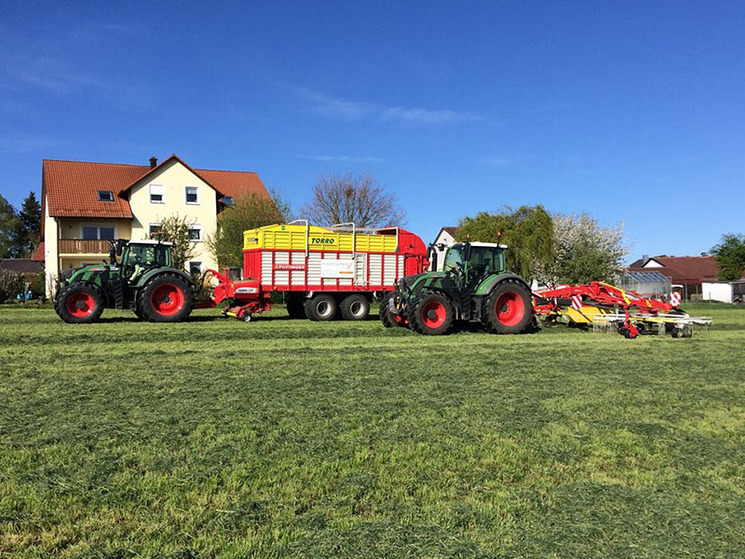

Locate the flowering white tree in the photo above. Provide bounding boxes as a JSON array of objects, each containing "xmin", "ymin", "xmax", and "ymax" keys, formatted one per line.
[{"xmin": 540, "ymin": 213, "xmax": 628, "ymax": 285}]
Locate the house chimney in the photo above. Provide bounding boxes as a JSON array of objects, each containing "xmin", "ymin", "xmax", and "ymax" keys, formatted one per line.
[
  {"xmin": 149, "ymin": 156, "xmax": 158, "ymax": 168},
  {"xmin": 642, "ymin": 254, "xmax": 649, "ymax": 262}
]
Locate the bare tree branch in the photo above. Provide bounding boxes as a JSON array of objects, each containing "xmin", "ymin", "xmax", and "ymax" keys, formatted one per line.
[{"xmin": 301, "ymin": 173, "xmax": 405, "ymax": 228}]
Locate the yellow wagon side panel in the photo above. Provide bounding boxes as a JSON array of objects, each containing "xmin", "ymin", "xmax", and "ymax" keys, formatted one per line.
[{"xmin": 244, "ymin": 224, "xmax": 399, "ymax": 253}]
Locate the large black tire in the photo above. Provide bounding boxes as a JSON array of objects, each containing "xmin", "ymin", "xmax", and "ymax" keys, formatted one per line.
[
  {"xmin": 340, "ymin": 294, "xmax": 370, "ymax": 321},
  {"xmin": 286, "ymin": 296, "xmax": 306, "ymax": 319},
  {"xmin": 481, "ymin": 279, "xmax": 532, "ymax": 334},
  {"xmin": 304, "ymin": 294, "xmax": 337, "ymax": 321},
  {"xmin": 133, "ymin": 305, "xmax": 145, "ymax": 320},
  {"xmin": 379, "ymin": 293, "xmax": 404, "ymax": 328},
  {"xmin": 407, "ymin": 291, "xmax": 454, "ymax": 335},
  {"xmin": 137, "ymin": 273, "xmax": 194, "ymax": 322},
  {"xmin": 54, "ymin": 284, "xmax": 104, "ymax": 324}
]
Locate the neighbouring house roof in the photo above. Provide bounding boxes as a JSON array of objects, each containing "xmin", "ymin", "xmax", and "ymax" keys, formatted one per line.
[
  {"xmin": 31, "ymin": 243, "xmax": 45, "ymax": 262},
  {"xmin": 627, "ymin": 255, "xmax": 721, "ymax": 284},
  {"xmin": 434, "ymin": 227, "xmax": 457, "ymax": 242},
  {"xmin": 0, "ymin": 258, "xmax": 44, "ymax": 274},
  {"xmin": 42, "ymin": 155, "xmax": 269, "ymax": 220},
  {"xmin": 197, "ymin": 169, "xmax": 267, "ymax": 200}
]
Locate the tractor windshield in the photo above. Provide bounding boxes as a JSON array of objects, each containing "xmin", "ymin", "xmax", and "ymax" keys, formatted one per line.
[
  {"xmin": 126, "ymin": 244, "xmax": 170, "ymax": 268},
  {"xmin": 468, "ymin": 247, "xmax": 501, "ymax": 277},
  {"xmin": 443, "ymin": 245, "xmax": 465, "ymax": 273}
]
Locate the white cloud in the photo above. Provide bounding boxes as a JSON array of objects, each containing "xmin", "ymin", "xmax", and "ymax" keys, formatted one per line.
[
  {"xmin": 299, "ymin": 89, "xmax": 481, "ymax": 125},
  {"xmin": 298, "ymin": 154, "xmax": 386, "ymax": 163}
]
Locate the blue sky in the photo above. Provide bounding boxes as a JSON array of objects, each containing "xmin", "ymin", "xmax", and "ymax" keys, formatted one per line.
[{"xmin": 1, "ymin": 1, "xmax": 743, "ymax": 260}]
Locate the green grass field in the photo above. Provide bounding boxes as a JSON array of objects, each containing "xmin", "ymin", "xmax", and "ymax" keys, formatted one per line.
[{"xmin": 1, "ymin": 304, "xmax": 744, "ymax": 558}]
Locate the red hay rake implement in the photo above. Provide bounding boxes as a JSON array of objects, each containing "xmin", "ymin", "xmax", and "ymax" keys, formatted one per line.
[{"xmin": 532, "ymin": 281, "xmax": 711, "ymax": 339}]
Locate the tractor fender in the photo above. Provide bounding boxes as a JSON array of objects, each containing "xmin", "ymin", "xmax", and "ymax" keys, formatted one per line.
[
  {"xmin": 135, "ymin": 267, "xmax": 195, "ymax": 290},
  {"xmin": 475, "ymin": 272, "xmax": 531, "ymax": 297}
]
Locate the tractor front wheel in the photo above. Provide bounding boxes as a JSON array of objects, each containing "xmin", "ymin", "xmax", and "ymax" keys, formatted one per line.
[
  {"xmin": 407, "ymin": 291, "xmax": 454, "ymax": 335},
  {"xmin": 380, "ymin": 293, "xmax": 404, "ymax": 328},
  {"xmin": 482, "ymin": 280, "xmax": 532, "ymax": 334},
  {"xmin": 137, "ymin": 274, "xmax": 194, "ymax": 322},
  {"xmin": 54, "ymin": 284, "xmax": 104, "ymax": 324}
]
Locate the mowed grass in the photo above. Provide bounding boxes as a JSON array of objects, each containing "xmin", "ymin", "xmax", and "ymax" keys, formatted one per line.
[{"xmin": 1, "ymin": 303, "xmax": 744, "ymax": 558}]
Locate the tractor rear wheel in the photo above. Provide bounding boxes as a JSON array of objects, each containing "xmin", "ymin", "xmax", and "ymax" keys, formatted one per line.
[
  {"xmin": 482, "ymin": 280, "xmax": 532, "ymax": 334},
  {"xmin": 407, "ymin": 291, "xmax": 454, "ymax": 335},
  {"xmin": 286, "ymin": 296, "xmax": 306, "ymax": 319},
  {"xmin": 137, "ymin": 273, "xmax": 194, "ymax": 322},
  {"xmin": 380, "ymin": 293, "xmax": 404, "ymax": 328},
  {"xmin": 304, "ymin": 294, "xmax": 337, "ymax": 321},
  {"xmin": 340, "ymin": 294, "xmax": 370, "ymax": 320},
  {"xmin": 54, "ymin": 284, "xmax": 104, "ymax": 324}
]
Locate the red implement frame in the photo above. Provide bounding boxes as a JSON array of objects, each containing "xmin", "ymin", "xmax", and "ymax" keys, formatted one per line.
[
  {"xmin": 195, "ymin": 269, "xmax": 272, "ymax": 321},
  {"xmin": 533, "ymin": 281, "xmax": 678, "ymax": 338}
]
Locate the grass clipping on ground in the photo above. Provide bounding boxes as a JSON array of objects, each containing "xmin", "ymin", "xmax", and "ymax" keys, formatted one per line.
[{"xmin": 1, "ymin": 304, "xmax": 744, "ymax": 557}]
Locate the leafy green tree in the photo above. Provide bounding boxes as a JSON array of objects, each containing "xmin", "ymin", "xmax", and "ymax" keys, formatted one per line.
[
  {"xmin": 148, "ymin": 215, "xmax": 197, "ymax": 270},
  {"xmin": 0, "ymin": 194, "xmax": 20, "ymax": 259},
  {"xmin": 546, "ymin": 213, "xmax": 627, "ymax": 284},
  {"xmin": 456, "ymin": 205, "xmax": 554, "ymax": 281},
  {"xmin": 12, "ymin": 191, "xmax": 42, "ymax": 257},
  {"xmin": 711, "ymin": 233, "xmax": 745, "ymax": 281},
  {"xmin": 207, "ymin": 191, "xmax": 289, "ymax": 268}
]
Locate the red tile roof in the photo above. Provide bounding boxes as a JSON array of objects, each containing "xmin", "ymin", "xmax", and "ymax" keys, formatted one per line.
[
  {"xmin": 31, "ymin": 243, "xmax": 45, "ymax": 262},
  {"xmin": 43, "ymin": 160, "xmax": 141, "ymax": 218},
  {"xmin": 197, "ymin": 169, "xmax": 267, "ymax": 199},
  {"xmin": 42, "ymin": 156, "xmax": 269, "ymax": 219},
  {"xmin": 628, "ymin": 255, "xmax": 721, "ymax": 284}
]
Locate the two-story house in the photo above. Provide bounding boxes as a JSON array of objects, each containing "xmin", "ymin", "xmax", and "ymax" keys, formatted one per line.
[{"xmin": 34, "ymin": 154, "xmax": 270, "ymax": 296}]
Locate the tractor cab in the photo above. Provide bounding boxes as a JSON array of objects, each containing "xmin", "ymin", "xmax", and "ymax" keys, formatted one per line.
[
  {"xmin": 118, "ymin": 240, "xmax": 173, "ymax": 281},
  {"xmin": 442, "ymin": 242, "xmax": 507, "ymax": 287}
]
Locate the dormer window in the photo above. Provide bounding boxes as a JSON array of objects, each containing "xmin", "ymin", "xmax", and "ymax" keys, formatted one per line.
[{"xmin": 98, "ymin": 190, "xmax": 114, "ymax": 202}]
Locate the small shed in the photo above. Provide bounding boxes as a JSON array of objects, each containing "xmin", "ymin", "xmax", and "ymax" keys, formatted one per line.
[{"xmin": 617, "ymin": 271, "xmax": 671, "ymax": 299}]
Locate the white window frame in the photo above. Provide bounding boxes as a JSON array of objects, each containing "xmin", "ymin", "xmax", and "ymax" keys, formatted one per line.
[
  {"xmin": 149, "ymin": 184, "xmax": 165, "ymax": 204},
  {"xmin": 187, "ymin": 224, "xmax": 202, "ymax": 242},
  {"xmin": 81, "ymin": 224, "xmax": 116, "ymax": 240},
  {"xmin": 148, "ymin": 223, "xmax": 162, "ymax": 237},
  {"xmin": 185, "ymin": 186, "xmax": 199, "ymax": 205},
  {"xmin": 188, "ymin": 261, "xmax": 203, "ymax": 275}
]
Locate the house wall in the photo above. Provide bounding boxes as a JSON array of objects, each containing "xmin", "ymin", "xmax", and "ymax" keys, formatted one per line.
[
  {"xmin": 702, "ymin": 282, "xmax": 732, "ymax": 303},
  {"xmin": 44, "ymin": 201, "xmax": 58, "ymax": 298},
  {"xmin": 128, "ymin": 159, "xmax": 218, "ymax": 272},
  {"xmin": 432, "ymin": 230, "xmax": 456, "ymax": 271}
]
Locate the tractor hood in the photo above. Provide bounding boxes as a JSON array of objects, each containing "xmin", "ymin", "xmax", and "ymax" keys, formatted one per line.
[{"xmin": 398, "ymin": 271, "xmax": 448, "ymax": 294}]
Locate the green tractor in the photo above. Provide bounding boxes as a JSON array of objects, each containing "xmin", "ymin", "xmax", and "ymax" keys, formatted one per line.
[
  {"xmin": 54, "ymin": 240, "xmax": 195, "ymax": 323},
  {"xmin": 380, "ymin": 241, "xmax": 534, "ymax": 335}
]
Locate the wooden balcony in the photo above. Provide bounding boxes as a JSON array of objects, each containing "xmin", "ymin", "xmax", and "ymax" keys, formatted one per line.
[{"xmin": 58, "ymin": 239, "xmax": 111, "ymax": 254}]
